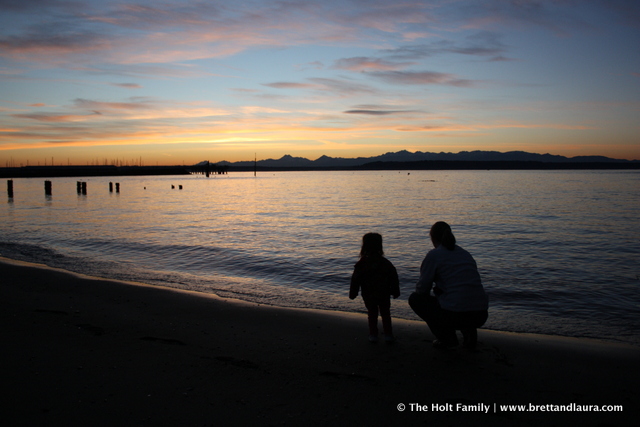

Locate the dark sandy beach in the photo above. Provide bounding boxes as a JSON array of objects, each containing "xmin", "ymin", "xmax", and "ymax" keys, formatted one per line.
[{"xmin": 1, "ymin": 257, "xmax": 638, "ymax": 426}]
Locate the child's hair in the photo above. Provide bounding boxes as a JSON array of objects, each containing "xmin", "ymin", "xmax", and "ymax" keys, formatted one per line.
[
  {"xmin": 430, "ymin": 221, "xmax": 456, "ymax": 251},
  {"xmin": 360, "ymin": 232, "xmax": 384, "ymax": 257}
]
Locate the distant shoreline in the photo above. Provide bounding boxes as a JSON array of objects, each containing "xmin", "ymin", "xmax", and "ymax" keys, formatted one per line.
[
  {"xmin": 1, "ymin": 160, "xmax": 638, "ymax": 178},
  {"xmin": 0, "ymin": 165, "xmax": 191, "ymax": 178}
]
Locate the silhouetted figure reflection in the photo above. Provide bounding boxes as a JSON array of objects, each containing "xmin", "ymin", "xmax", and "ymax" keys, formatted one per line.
[
  {"xmin": 409, "ymin": 222, "xmax": 488, "ymax": 350},
  {"xmin": 350, "ymin": 233, "xmax": 400, "ymax": 343}
]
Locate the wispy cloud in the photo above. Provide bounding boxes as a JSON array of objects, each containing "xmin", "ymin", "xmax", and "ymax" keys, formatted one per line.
[
  {"xmin": 264, "ymin": 78, "xmax": 378, "ymax": 97},
  {"xmin": 455, "ymin": 0, "xmax": 594, "ymax": 35},
  {"xmin": 73, "ymin": 98, "xmax": 154, "ymax": 111},
  {"xmin": 384, "ymin": 31, "xmax": 511, "ymax": 61},
  {"xmin": 343, "ymin": 104, "xmax": 423, "ymax": 116},
  {"xmin": 332, "ymin": 57, "xmax": 414, "ymax": 72},
  {"xmin": 263, "ymin": 82, "xmax": 318, "ymax": 89},
  {"xmin": 0, "ymin": 19, "xmax": 114, "ymax": 63},
  {"xmin": 110, "ymin": 82, "xmax": 142, "ymax": 89},
  {"xmin": 11, "ymin": 111, "xmax": 101, "ymax": 123},
  {"xmin": 308, "ymin": 78, "xmax": 378, "ymax": 95},
  {"xmin": 369, "ymin": 71, "xmax": 477, "ymax": 87}
]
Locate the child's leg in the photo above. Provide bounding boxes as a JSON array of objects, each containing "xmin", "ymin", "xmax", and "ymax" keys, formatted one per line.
[
  {"xmin": 363, "ymin": 299, "xmax": 379, "ymax": 336},
  {"xmin": 379, "ymin": 299, "xmax": 393, "ymax": 337}
]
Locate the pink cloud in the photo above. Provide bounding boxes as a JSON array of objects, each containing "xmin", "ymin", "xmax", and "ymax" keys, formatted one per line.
[
  {"xmin": 73, "ymin": 98, "xmax": 153, "ymax": 110},
  {"xmin": 11, "ymin": 111, "xmax": 101, "ymax": 122},
  {"xmin": 370, "ymin": 71, "xmax": 477, "ymax": 87},
  {"xmin": 332, "ymin": 57, "xmax": 414, "ymax": 72},
  {"xmin": 110, "ymin": 83, "xmax": 142, "ymax": 89},
  {"xmin": 263, "ymin": 82, "xmax": 318, "ymax": 89}
]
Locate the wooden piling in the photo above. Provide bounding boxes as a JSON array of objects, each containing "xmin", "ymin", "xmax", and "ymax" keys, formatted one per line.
[
  {"xmin": 109, "ymin": 182, "xmax": 113, "ymax": 192},
  {"xmin": 81, "ymin": 182, "xmax": 87, "ymax": 195},
  {"xmin": 7, "ymin": 180, "xmax": 13, "ymax": 198},
  {"xmin": 115, "ymin": 183, "xmax": 120, "ymax": 193},
  {"xmin": 77, "ymin": 181, "xmax": 82, "ymax": 194},
  {"xmin": 45, "ymin": 180, "xmax": 52, "ymax": 196}
]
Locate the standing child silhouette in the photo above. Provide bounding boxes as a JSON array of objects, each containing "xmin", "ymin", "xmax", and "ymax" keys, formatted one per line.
[{"xmin": 350, "ymin": 233, "xmax": 400, "ymax": 342}]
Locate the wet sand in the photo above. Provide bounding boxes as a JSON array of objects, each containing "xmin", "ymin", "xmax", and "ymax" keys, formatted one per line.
[{"xmin": 1, "ymin": 257, "xmax": 638, "ymax": 426}]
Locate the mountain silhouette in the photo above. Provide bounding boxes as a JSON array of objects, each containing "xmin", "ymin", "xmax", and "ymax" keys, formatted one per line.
[{"xmin": 217, "ymin": 150, "xmax": 637, "ymax": 169}]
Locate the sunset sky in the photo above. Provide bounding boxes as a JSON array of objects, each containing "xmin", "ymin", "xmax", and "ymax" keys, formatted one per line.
[{"xmin": 1, "ymin": 0, "xmax": 639, "ymax": 166}]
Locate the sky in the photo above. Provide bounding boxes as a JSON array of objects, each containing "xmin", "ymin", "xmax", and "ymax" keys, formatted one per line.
[{"xmin": 1, "ymin": 0, "xmax": 639, "ymax": 166}]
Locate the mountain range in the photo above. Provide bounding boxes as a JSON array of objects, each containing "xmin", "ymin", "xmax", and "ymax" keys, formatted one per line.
[{"xmin": 215, "ymin": 150, "xmax": 638, "ymax": 169}]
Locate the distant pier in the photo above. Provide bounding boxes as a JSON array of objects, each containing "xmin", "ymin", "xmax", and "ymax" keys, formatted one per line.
[
  {"xmin": 0, "ymin": 165, "xmax": 191, "ymax": 179},
  {"xmin": 188, "ymin": 161, "xmax": 229, "ymax": 177}
]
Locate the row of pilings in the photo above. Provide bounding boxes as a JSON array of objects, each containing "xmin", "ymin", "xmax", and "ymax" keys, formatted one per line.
[
  {"xmin": 5, "ymin": 180, "xmax": 190, "ymax": 199},
  {"xmin": 6, "ymin": 180, "xmax": 122, "ymax": 198}
]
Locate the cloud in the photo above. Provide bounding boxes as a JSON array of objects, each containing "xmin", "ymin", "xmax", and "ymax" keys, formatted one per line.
[
  {"xmin": 263, "ymin": 82, "xmax": 318, "ymax": 89},
  {"xmin": 384, "ymin": 31, "xmax": 511, "ymax": 61},
  {"xmin": 110, "ymin": 83, "xmax": 142, "ymax": 89},
  {"xmin": 231, "ymin": 88, "xmax": 260, "ymax": 93},
  {"xmin": 87, "ymin": 2, "xmax": 222, "ymax": 30},
  {"xmin": 72, "ymin": 64, "xmax": 209, "ymax": 79},
  {"xmin": 0, "ymin": 1, "xmax": 437, "ymax": 68},
  {"xmin": 0, "ymin": 20, "xmax": 113, "ymax": 61},
  {"xmin": 327, "ymin": 0, "xmax": 435, "ymax": 34},
  {"xmin": 73, "ymin": 98, "xmax": 154, "ymax": 111},
  {"xmin": 343, "ymin": 107, "xmax": 422, "ymax": 116},
  {"xmin": 369, "ymin": 71, "xmax": 477, "ymax": 87},
  {"xmin": 332, "ymin": 57, "xmax": 414, "ymax": 72},
  {"xmin": 264, "ymin": 78, "xmax": 377, "ymax": 96},
  {"xmin": 11, "ymin": 111, "xmax": 101, "ymax": 122},
  {"xmin": 600, "ymin": 0, "xmax": 640, "ymax": 28},
  {"xmin": 308, "ymin": 78, "xmax": 377, "ymax": 95},
  {"xmin": 296, "ymin": 61, "xmax": 324, "ymax": 71},
  {"xmin": 0, "ymin": 0, "xmax": 70, "ymax": 13},
  {"xmin": 456, "ymin": 0, "xmax": 593, "ymax": 36}
]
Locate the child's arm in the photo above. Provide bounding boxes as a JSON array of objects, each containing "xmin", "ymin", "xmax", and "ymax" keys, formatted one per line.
[
  {"xmin": 389, "ymin": 262, "xmax": 400, "ymax": 299},
  {"xmin": 349, "ymin": 264, "xmax": 361, "ymax": 300}
]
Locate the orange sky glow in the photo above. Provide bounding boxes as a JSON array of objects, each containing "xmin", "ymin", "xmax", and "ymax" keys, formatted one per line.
[{"xmin": 1, "ymin": 1, "xmax": 639, "ymax": 166}]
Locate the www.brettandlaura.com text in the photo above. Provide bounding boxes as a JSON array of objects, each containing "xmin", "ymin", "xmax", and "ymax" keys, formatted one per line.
[{"xmin": 402, "ymin": 403, "xmax": 623, "ymax": 414}]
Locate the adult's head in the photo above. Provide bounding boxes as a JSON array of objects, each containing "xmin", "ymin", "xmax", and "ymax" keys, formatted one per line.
[
  {"xmin": 360, "ymin": 232, "xmax": 384, "ymax": 257},
  {"xmin": 430, "ymin": 221, "xmax": 456, "ymax": 250}
]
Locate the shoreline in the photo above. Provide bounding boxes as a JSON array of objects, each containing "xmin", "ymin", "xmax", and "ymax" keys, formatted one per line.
[
  {"xmin": 1, "ymin": 160, "xmax": 639, "ymax": 178},
  {"xmin": 1, "ymin": 252, "xmax": 634, "ymax": 348},
  {"xmin": 1, "ymin": 256, "xmax": 638, "ymax": 425}
]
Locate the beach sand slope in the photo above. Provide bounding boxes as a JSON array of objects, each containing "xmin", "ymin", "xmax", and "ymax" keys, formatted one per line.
[{"xmin": 1, "ymin": 257, "xmax": 638, "ymax": 426}]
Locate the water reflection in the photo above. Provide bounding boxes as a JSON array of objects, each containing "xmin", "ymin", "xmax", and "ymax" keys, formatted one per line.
[{"xmin": 1, "ymin": 170, "xmax": 639, "ymax": 344}]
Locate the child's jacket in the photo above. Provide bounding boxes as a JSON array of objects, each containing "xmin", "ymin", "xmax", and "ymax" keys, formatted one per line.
[{"xmin": 350, "ymin": 255, "xmax": 400, "ymax": 301}]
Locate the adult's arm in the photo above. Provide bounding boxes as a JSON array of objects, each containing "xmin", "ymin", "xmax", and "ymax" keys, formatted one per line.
[{"xmin": 415, "ymin": 251, "xmax": 437, "ymax": 294}]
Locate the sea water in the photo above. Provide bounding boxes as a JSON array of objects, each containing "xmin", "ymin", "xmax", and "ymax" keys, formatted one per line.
[{"xmin": 1, "ymin": 170, "xmax": 639, "ymax": 345}]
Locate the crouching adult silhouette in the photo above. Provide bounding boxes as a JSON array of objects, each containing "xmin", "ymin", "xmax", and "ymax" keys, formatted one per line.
[{"xmin": 409, "ymin": 221, "xmax": 488, "ymax": 349}]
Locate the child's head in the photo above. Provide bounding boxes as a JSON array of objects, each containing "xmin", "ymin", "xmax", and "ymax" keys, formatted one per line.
[{"xmin": 360, "ymin": 232, "xmax": 384, "ymax": 257}]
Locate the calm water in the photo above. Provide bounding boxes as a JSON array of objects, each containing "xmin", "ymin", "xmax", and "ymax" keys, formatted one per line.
[{"xmin": 2, "ymin": 170, "xmax": 639, "ymax": 345}]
